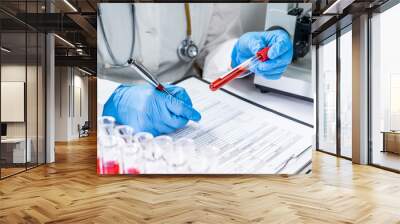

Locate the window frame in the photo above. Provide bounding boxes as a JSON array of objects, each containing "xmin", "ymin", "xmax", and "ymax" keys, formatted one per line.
[{"xmin": 315, "ymin": 24, "xmax": 353, "ymax": 161}]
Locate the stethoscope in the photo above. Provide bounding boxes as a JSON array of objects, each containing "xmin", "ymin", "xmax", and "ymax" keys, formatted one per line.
[
  {"xmin": 98, "ymin": 3, "xmax": 199, "ymax": 69},
  {"xmin": 177, "ymin": 3, "xmax": 199, "ymax": 62}
]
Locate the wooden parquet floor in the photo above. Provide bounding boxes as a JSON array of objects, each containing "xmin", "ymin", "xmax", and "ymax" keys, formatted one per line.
[{"xmin": 1, "ymin": 135, "xmax": 400, "ymax": 224}]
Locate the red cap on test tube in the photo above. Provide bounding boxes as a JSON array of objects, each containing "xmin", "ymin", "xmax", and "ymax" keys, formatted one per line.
[
  {"xmin": 209, "ymin": 47, "xmax": 270, "ymax": 91},
  {"xmin": 256, "ymin": 47, "xmax": 270, "ymax": 62}
]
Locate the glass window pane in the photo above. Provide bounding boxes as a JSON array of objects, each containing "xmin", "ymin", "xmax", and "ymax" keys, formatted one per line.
[
  {"xmin": 340, "ymin": 29, "xmax": 352, "ymax": 158},
  {"xmin": 318, "ymin": 37, "xmax": 337, "ymax": 154},
  {"xmin": 1, "ymin": 31, "xmax": 27, "ymax": 177},
  {"xmin": 27, "ymin": 31, "xmax": 38, "ymax": 169},
  {"xmin": 371, "ymin": 3, "xmax": 400, "ymax": 171},
  {"xmin": 38, "ymin": 32, "xmax": 46, "ymax": 165},
  {"xmin": 26, "ymin": 0, "xmax": 40, "ymax": 169}
]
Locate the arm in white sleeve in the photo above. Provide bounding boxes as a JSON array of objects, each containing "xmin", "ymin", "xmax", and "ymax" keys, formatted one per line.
[
  {"xmin": 97, "ymin": 78, "xmax": 121, "ymax": 118},
  {"xmin": 196, "ymin": 4, "xmax": 242, "ymax": 68}
]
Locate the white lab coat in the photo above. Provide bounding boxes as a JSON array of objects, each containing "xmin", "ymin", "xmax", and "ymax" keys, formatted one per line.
[
  {"xmin": 97, "ymin": 3, "xmax": 246, "ymax": 117},
  {"xmin": 97, "ymin": 3, "xmax": 242, "ymax": 84}
]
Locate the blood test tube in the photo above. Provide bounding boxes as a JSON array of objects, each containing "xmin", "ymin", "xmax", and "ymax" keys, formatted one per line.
[{"xmin": 209, "ymin": 47, "xmax": 270, "ymax": 91}]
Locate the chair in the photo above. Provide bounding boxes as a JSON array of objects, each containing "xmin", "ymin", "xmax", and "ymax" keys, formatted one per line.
[{"xmin": 78, "ymin": 121, "xmax": 90, "ymax": 138}]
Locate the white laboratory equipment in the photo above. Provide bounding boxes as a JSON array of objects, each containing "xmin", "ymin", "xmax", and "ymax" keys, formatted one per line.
[{"xmin": 254, "ymin": 3, "xmax": 313, "ymax": 102}]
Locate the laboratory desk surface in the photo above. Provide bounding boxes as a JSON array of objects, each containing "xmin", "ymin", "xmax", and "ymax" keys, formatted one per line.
[{"xmin": 98, "ymin": 76, "xmax": 315, "ymax": 174}]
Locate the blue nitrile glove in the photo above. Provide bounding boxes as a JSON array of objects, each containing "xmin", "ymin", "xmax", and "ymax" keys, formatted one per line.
[
  {"xmin": 103, "ymin": 84, "xmax": 201, "ymax": 136},
  {"xmin": 231, "ymin": 29, "xmax": 293, "ymax": 80}
]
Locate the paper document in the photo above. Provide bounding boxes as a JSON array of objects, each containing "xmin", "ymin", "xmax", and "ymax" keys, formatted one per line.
[{"xmin": 168, "ymin": 77, "xmax": 314, "ymax": 174}]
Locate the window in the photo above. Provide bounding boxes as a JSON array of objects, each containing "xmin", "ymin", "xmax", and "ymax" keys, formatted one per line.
[
  {"xmin": 317, "ymin": 36, "xmax": 337, "ymax": 155},
  {"xmin": 0, "ymin": 1, "xmax": 47, "ymax": 179},
  {"xmin": 339, "ymin": 28, "xmax": 352, "ymax": 158},
  {"xmin": 370, "ymin": 3, "xmax": 400, "ymax": 171}
]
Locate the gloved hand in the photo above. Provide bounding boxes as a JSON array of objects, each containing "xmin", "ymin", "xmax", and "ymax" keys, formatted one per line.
[
  {"xmin": 103, "ymin": 84, "xmax": 201, "ymax": 136},
  {"xmin": 231, "ymin": 29, "xmax": 293, "ymax": 80}
]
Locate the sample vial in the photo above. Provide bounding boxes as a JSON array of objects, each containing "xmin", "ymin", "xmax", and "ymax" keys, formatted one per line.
[
  {"xmin": 98, "ymin": 135, "xmax": 121, "ymax": 175},
  {"xmin": 188, "ymin": 151, "xmax": 209, "ymax": 173},
  {"xmin": 115, "ymin": 125, "xmax": 142, "ymax": 174},
  {"xmin": 154, "ymin": 135, "xmax": 174, "ymax": 162},
  {"xmin": 145, "ymin": 159, "xmax": 168, "ymax": 174},
  {"xmin": 114, "ymin": 125, "xmax": 134, "ymax": 143},
  {"xmin": 134, "ymin": 132, "xmax": 159, "ymax": 161},
  {"xmin": 170, "ymin": 138, "xmax": 196, "ymax": 166},
  {"xmin": 201, "ymin": 146, "xmax": 221, "ymax": 173},
  {"xmin": 98, "ymin": 116, "xmax": 117, "ymax": 174},
  {"xmin": 121, "ymin": 142, "xmax": 142, "ymax": 175},
  {"xmin": 98, "ymin": 116, "xmax": 116, "ymax": 136}
]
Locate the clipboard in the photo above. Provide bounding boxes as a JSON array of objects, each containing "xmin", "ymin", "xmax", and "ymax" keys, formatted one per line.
[{"xmin": 170, "ymin": 75, "xmax": 313, "ymax": 174}]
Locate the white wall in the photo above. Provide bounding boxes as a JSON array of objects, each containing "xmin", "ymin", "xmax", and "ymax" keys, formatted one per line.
[
  {"xmin": 1, "ymin": 65, "xmax": 25, "ymax": 134},
  {"xmin": 1, "ymin": 63, "xmax": 46, "ymax": 163},
  {"xmin": 1, "ymin": 65, "xmax": 41, "ymax": 138},
  {"xmin": 55, "ymin": 67, "xmax": 89, "ymax": 141}
]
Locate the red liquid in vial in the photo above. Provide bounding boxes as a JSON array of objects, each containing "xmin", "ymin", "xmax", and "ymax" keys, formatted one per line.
[
  {"xmin": 209, "ymin": 66, "xmax": 248, "ymax": 91},
  {"xmin": 97, "ymin": 158, "xmax": 102, "ymax": 174},
  {"xmin": 209, "ymin": 47, "xmax": 270, "ymax": 91},
  {"xmin": 126, "ymin": 168, "xmax": 140, "ymax": 175},
  {"xmin": 102, "ymin": 160, "xmax": 120, "ymax": 175}
]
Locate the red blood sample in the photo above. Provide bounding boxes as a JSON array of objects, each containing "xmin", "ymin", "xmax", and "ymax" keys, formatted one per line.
[
  {"xmin": 126, "ymin": 168, "xmax": 140, "ymax": 175},
  {"xmin": 102, "ymin": 160, "xmax": 120, "ymax": 175},
  {"xmin": 209, "ymin": 66, "xmax": 247, "ymax": 91},
  {"xmin": 209, "ymin": 47, "xmax": 270, "ymax": 91},
  {"xmin": 97, "ymin": 158, "xmax": 102, "ymax": 174}
]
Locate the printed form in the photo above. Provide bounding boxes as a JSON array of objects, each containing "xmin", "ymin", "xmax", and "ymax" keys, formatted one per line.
[{"xmin": 169, "ymin": 77, "xmax": 314, "ymax": 174}]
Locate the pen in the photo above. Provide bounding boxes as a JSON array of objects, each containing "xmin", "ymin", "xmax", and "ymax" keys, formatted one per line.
[{"xmin": 128, "ymin": 58, "xmax": 173, "ymax": 96}]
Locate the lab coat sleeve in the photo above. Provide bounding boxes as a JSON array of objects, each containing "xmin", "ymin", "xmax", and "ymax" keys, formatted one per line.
[
  {"xmin": 97, "ymin": 78, "xmax": 121, "ymax": 119},
  {"xmin": 196, "ymin": 4, "xmax": 242, "ymax": 69},
  {"xmin": 202, "ymin": 38, "xmax": 238, "ymax": 80}
]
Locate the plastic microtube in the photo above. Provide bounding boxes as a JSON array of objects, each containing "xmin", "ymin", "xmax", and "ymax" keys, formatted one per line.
[
  {"xmin": 154, "ymin": 135, "xmax": 174, "ymax": 162},
  {"xmin": 122, "ymin": 142, "xmax": 142, "ymax": 174},
  {"xmin": 145, "ymin": 159, "xmax": 168, "ymax": 174},
  {"xmin": 98, "ymin": 116, "xmax": 117, "ymax": 173},
  {"xmin": 188, "ymin": 150, "xmax": 209, "ymax": 173},
  {"xmin": 201, "ymin": 146, "xmax": 221, "ymax": 173},
  {"xmin": 146, "ymin": 136, "xmax": 167, "ymax": 161},
  {"xmin": 188, "ymin": 145, "xmax": 219, "ymax": 173},
  {"xmin": 98, "ymin": 116, "xmax": 116, "ymax": 136},
  {"xmin": 98, "ymin": 135, "xmax": 121, "ymax": 175},
  {"xmin": 134, "ymin": 132, "xmax": 158, "ymax": 161},
  {"xmin": 114, "ymin": 125, "xmax": 134, "ymax": 143},
  {"xmin": 98, "ymin": 116, "xmax": 117, "ymax": 174},
  {"xmin": 170, "ymin": 138, "xmax": 196, "ymax": 166},
  {"xmin": 114, "ymin": 125, "xmax": 142, "ymax": 174}
]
